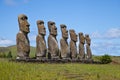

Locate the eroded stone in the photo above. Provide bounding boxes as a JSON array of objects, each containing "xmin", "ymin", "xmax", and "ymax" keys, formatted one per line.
[
  {"xmin": 16, "ymin": 14, "xmax": 30, "ymax": 59},
  {"xmin": 36, "ymin": 20, "xmax": 47, "ymax": 59},
  {"xmin": 47, "ymin": 21, "xmax": 59, "ymax": 59},
  {"xmin": 85, "ymin": 34, "xmax": 92, "ymax": 59},
  {"xmin": 78, "ymin": 32, "xmax": 85, "ymax": 59},
  {"xmin": 60, "ymin": 24, "xmax": 70, "ymax": 59},
  {"xmin": 69, "ymin": 29, "xmax": 77, "ymax": 59}
]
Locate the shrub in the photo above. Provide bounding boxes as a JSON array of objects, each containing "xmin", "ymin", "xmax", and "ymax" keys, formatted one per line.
[
  {"xmin": 7, "ymin": 51, "xmax": 12, "ymax": 58},
  {"xmin": 100, "ymin": 54, "xmax": 112, "ymax": 64},
  {"xmin": 0, "ymin": 52, "xmax": 6, "ymax": 58}
]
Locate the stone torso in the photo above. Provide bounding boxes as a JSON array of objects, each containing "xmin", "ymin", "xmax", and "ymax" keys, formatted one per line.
[
  {"xmin": 60, "ymin": 38, "xmax": 70, "ymax": 58},
  {"xmin": 70, "ymin": 40, "xmax": 77, "ymax": 59},
  {"xmin": 48, "ymin": 35, "xmax": 59, "ymax": 58},
  {"xmin": 16, "ymin": 31, "xmax": 30, "ymax": 58},
  {"xmin": 79, "ymin": 43, "xmax": 85, "ymax": 59},
  {"xmin": 36, "ymin": 34, "xmax": 47, "ymax": 57}
]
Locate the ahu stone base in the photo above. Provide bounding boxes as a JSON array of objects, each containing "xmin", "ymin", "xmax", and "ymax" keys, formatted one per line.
[{"xmin": 12, "ymin": 58, "xmax": 95, "ymax": 64}]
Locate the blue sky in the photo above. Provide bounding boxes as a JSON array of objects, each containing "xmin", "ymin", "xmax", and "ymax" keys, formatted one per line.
[{"xmin": 0, "ymin": 0, "xmax": 120, "ymax": 56}]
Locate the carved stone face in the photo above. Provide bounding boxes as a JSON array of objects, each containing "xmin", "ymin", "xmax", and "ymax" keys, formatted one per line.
[
  {"xmin": 48, "ymin": 21, "xmax": 57, "ymax": 36},
  {"xmin": 37, "ymin": 20, "xmax": 46, "ymax": 36},
  {"xmin": 79, "ymin": 32, "xmax": 83, "ymax": 36},
  {"xmin": 18, "ymin": 14, "xmax": 30, "ymax": 33},
  {"xmin": 85, "ymin": 34, "xmax": 91, "ymax": 45},
  {"xmin": 60, "ymin": 24, "xmax": 68, "ymax": 39},
  {"xmin": 85, "ymin": 34, "xmax": 89, "ymax": 39},
  {"xmin": 69, "ymin": 29, "xmax": 77, "ymax": 42},
  {"xmin": 85, "ymin": 34, "xmax": 89, "ymax": 37},
  {"xmin": 79, "ymin": 32, "xmax": 85, "ymax": 44}
]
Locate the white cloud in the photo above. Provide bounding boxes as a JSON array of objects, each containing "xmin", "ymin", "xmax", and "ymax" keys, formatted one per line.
[
  {"xmin": 90, "ymin": 28, "xmax": 120, "ymax": 56},
  {"xmin": 4, "ymin": 0, "xmax": 16, "ymax": 6},
  {"xmin": 29, "ymin": 35, "xmax": 36, "ymax": 47},
  {"xmin": 91, "ymin": 28, "xmax": 120, "ymax": 39},
  {"xmin": 105, "ymin": 28, "xmax": 120, "ymax": 38},
  {"xmin": 91, "ymin": 41, "xmax": 120, "ymax": 56},
  {"xmin": 91, "ymin": 31, "xmax": 102, "ymax": 39},
  {"xmin": 0, "ymin": 38, "xmax": 14, "ymax": 47},
  {"xmin": 29, "ymin": 35, "xmax": 36, "ymax": 41},
  {"xmin": 4, "ymin": 0, "xmax": 30, "ymax": 6}
]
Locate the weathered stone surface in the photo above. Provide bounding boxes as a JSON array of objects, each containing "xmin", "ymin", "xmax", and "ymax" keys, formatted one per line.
[
  {"xmin": 85, "ymin": 34, "xmax": 92, "ymax": 59},
  {"xmin": 14, "ymin": 58, "xmax": 94, "ymax": 63},
  {"xmin": 60, "ymin": 24, "xmax": 70, "ymax": 59},
  {"xmin": 47, "ymin": 21, "xmax": 59, "ymax": 59},
  {"xmin": 78, "ymin": 32, "xmax": 85, "ymax": 59},
  {"xmin": 16, "ymin": 14, "xmax": 30, "ymax": 59},
  {"xmin": 36, "ymin": 20, "xmax": 47, "ymax": 59},
  {"xmin": 69, "ymin": 29, "xmax": 77, "ymax": 59}
]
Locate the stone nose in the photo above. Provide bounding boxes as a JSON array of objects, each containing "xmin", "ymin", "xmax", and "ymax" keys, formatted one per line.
[
  {"xmin": 26, "ymin": 21, "xmax": 30, "ymax": 27},
  {"xmin": 66, "ymin": 30, "xmax": 68, "ymax": 33},
  {"xmin": 55, "ymin": 27, "xmax": 57, "ymax": 30}
]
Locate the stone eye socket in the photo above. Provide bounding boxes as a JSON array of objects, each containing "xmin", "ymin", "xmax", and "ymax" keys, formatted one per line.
[
  {"xmin": 39, "ymin": 22, "xmax": 42, "ymax": 25},
  {"xmin": 21, "ymin": 16, "xmax": 27, "ymax": 20},
  {"xmin": 39, "ymin": 22, "xmax": 44, "ymax": 25},
  {"xmin": 50, "ymin": 23, "xmax": 54, "ymax": 25},
  {"xmin": 63, "ymin": 26, "xmax": 66, "ymax": 29},
  {"xmin": 21, "ymin": 17, "xmax": 27, "ymax": 20}
]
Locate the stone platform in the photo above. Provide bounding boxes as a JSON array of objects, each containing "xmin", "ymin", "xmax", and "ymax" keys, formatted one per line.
[{"xmin": 9, "ymin": 58, "xmax": 101, "ymax": 64}]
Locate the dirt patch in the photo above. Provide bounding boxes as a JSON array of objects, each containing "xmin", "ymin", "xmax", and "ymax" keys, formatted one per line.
[
  {"xmin": 111, "ymin": 60, "xmax": 120, "ymax": 65},
  {"xmin": 63, "ymin": 73, "xmax": 84, "ymax": 80}
]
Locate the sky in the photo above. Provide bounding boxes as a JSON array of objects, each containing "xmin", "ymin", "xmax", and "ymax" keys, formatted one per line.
[{"xmin": 0, "ymin": 0, "xmax": 120, "ymax": 56}]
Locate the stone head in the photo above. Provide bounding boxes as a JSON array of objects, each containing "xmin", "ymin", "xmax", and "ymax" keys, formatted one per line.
[
  {"xmin": 60, "ymin": 24, "xmax": 68, "ymax": 39},
  {"xmin": 85, "ymin": 34, "xmax": 91, "ymax": 45},
  {"xmin": 79, "ymin": 32, "xmax": 83, "ymax": 36},
  {"xmin": 48, "ymin": 21, "xmax": 57, "ymax": 36},
  {"xmin": 69, "ymin": 29, "xmax": 77, "ymax": 42},
  {"xmin": 79, "ymin": 32, "xmax": 85, "ymax": 44},
  {"xmin": 85, "ymin": 34, "xmax": 89, "ymax": 38},
  {"xmin": 18, "ymin": 14, "xmax": 30, "ymax": 33},
  {"xmin": 79, "ymin": 32, "xmax": 83, "ymax": 40},
  {"xmin": 37, "ymin": 20, "xmax": 46, "ymax": 36}
]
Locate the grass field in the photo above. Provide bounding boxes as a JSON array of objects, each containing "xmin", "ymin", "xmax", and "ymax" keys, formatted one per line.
[
  {"xmin": 0, "ymin": 58, "xmax": 120, "ymax": 80},
  {"xmin": 0, "ymin": 46, "xmax": 120, "ymax": 80}
]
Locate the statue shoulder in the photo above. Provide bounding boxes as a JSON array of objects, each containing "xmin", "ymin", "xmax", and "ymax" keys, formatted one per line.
[
  {"xmin": 16, "ymin": 31, "xmax": 25, "ymax": 41},
  {"xmin": 17, "ymin": 32, "xmax": 24, "ymax": 38}
]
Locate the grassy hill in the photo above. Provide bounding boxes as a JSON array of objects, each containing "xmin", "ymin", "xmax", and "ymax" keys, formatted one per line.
[
  {"xmin": 0, "ymin": 45, "xmax": 36, "ymax": 58},
  {"xmin": 0, "ymin": 45, "xmax": 120, "ymax": 64}
]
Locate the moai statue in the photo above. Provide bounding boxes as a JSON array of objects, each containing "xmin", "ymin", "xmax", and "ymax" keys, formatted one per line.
[
  {"xmin": 85, "ymin": 34, "xmax": 92, "ymax": 60},
  {"xmin": 16, "ymin": 14, "xmax": 30, "ymax": 59},
  {"xmin": 69, "ymin": 29, "xmax": 77, "ymax": 59},
  {"xmin": 36, "ymin": 20, "xmax": 47, "ymax": 59},
  {"xmin": 47, "ymin": 21, "xmax": 59, "ymax": 59},
  {"xmin": 60, "ymin": 24, "xmax": 70, "ymax": 59},
  {"xmin": 78, "ymin": 32, "xmax": 85, "ymax": 60}
]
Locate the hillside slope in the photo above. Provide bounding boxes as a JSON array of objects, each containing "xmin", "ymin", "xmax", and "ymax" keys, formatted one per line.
[{"xmin": 0, "ymin": 45, "xmax": 36, "ymax": 58}]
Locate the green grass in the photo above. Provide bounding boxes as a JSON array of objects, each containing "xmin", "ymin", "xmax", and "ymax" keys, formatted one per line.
[
  {"xmin": 1, "ymin": 46, "xmax": 120, "ymax": 80},
  {"xmin": 0, "ymin": 58, "xmax": 120, "ymax": 80}
]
